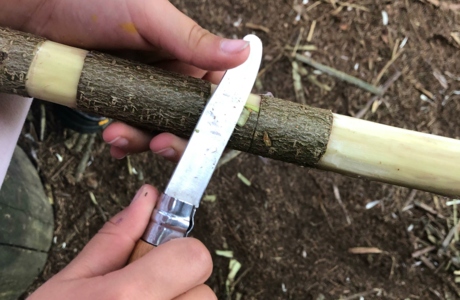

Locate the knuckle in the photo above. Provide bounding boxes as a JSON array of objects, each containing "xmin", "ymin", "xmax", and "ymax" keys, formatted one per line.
[
  {"xmin": 186, "ymin": 23, "xmax": 210, "ymax": 60},
  {"xmin": 183, "ymin": 238, "xmax": 213, "ymax": 277},
  {"xmin": 200, "ymin": 285, "xmax": 218, "ymax": 300},
  {"xmin": 104, "ymin": 280, "xmax": 139, "ymax": 300}
]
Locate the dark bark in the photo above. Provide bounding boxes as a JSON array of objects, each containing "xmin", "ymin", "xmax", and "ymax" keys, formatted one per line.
[
  {"xmin": 77, "ymin": 51, "xmax": 333, "ymax": 166},
  {"xmin": 0, "ymin": 27, "xmax": 45, "ymax": 96}
]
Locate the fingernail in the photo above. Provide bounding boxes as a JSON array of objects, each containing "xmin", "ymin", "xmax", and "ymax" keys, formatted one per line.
[
  {"xmin": 155, "ymin": 148, "xmax": 176, "ymax": 159},
  {"xmin": 220, "ymin": 39, "xmax": 250, "ymax": 54},
  {"xmin": 131, "ymin": 185, "xmax": 145, "ymax": 204},
  {"xmin": 107, "ymin": 136, "xmax": 129, "ymax": 148}
]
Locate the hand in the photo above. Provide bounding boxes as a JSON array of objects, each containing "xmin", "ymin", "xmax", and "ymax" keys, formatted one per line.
[
  {"xmin": 28, "ymin": 185, "xmax": 215, "ymax": 300},
  {"xmin": 0, "ymin": 0, "xmax": 250, "ymax": 162}
]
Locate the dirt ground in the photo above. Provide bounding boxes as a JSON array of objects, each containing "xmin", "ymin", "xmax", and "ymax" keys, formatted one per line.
[{"xmin": 18, "ymin": 0, "xmax": 460, "ymax": 299}]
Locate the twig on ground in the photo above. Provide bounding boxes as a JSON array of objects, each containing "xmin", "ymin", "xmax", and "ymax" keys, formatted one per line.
[
  {"xmin": 354, "ymin": 71, "xmax": 401, "ymax": 119},
  {"xmin": 411, "ymin": 79, "xmax": 435, "ymax": 100},
  {"xmin": 89, "ymin": 191, "xmax": 107, "ymax": 222},
  {"xmin": 306, "ymin": 1, "xmax": 321, "ymax": 12},
  {"xmin": 292, "ymin": 61, "xmax": 307, "ymax": 104},
  {"xmin": 319, "ymin": 199, "xmax": 333, "ymax": 230},
  {"xmin": 333, "ymin": 184, "xmax": 351, "ymax": 225},
  {"xmin": 285, "ymin": 45, "xmax": 317, "ymax": 51},
  {"xmin": 402, "ymin": 189, "xmax": 418, "ymax": 211},
  {"xmin": 428, "ymin": 288, "xmax": 443, "ymax": 300},
  {"xmin": 237, "ymin": 173, "xmax": 251, "ymax": 187},
  {"xmin": 64, "ymin": 131, "xmax": 80, "ymax": 150},
  {"xmin": 40, "ymin": 103, "xmax": 46, "ymax": 141},
  {"xmin": 74, "ymin": 133, "xmax": 89, "ymax": 152},
  {"xmin": 291, "ymin": 27, "xmax": 305, "ymax": 57},
  {"xmin": 127, "ymin": 156, "xmax": 134, "ymax": 175},
  {"xmin": 230, "ymin": 265, "xmax": 253, "ymax": 295},
  {"xmin": 372, "ymin": 49, "xmax": 404, "ymax": 86},
  {"xmin": 419, "ymin": 256, "xmax": 436, "ymax": 270},
  {"xmin": 245, "ymin": 23, "xmax": 270, "ymax": 33},
  {"xmin": 306, "ymin": 74, "xmax": 332, "ymax": 92},
  {"xmin": 50, "ymin": 156, "xmax": 75, "ymax": 181},
  {"xmin": 307, "ymin": 20, "xmax": 316, "ymax": 42},
  {"xmin": 442, "ymin": 219, "xmax": 460, "ymax": 248},
  {"xmin": 414, "ymin": 201, "xmax": 444, "ymax": 218},
  {"xmin": 257, "ymin": 51, "xmax": 283, "ymax": 78},
  {"xmin": 75, "ymin": 133, "xmax": 96, "ymax": 182},
  {"xmin": 412, "ymin": 246, "xmax": 436, "ymax": 258},
  {"xmin": 295, "ymin": 54, "xmax": 383, "ymax": 95}
]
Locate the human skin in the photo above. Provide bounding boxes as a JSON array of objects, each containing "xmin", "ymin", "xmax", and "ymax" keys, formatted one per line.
[
  {"xmin": 0, "ymin": 0, "xmax": 249, "ymax": 298},
  {"xmin": 0, "ymin": 0, "xmax": 250, "ymax": 163},
  {"xmin": 28, "ymin": 185, "xmax": 216, "ymax": 300}
]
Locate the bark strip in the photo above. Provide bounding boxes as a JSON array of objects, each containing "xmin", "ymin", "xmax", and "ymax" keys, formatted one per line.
[{"xmin": 0, "ymin": 27, "xmax": 45, "ymax": 96}]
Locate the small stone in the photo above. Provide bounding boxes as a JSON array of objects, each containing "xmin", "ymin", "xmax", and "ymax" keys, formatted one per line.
[{"xmin": 86, "ymin": 177, "xmax": 98, "ymax": 189}]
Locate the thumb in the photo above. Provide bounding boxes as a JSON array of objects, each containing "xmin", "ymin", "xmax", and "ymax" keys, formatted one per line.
[
  {"xmin": 57, "ymin": 185, "xmax": 158, "ymax": 280},
  {"xmin": 139, "ymin": 0, "xmax": 250, "ymax": 71}
]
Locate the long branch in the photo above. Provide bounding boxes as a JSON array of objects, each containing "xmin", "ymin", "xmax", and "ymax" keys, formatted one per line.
[{"xmin": 1, "ymin": 27, "xmax": 459, "ymax": 197}]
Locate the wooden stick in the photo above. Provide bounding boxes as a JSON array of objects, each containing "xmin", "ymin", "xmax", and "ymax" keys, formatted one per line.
[{"xmin": 1, "ymin": 27, "xmax": 459, "ymax": 197}]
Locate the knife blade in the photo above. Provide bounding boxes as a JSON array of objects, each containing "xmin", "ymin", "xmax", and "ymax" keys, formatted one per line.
[{"xmin": 141, "ymin": 34, "xmax": 263, "ymax": 246}]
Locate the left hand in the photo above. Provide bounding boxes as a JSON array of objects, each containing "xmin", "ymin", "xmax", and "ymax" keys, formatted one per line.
[{"xmin": 0, "ymin": 0, "xmax": 249, "ymax": 163}]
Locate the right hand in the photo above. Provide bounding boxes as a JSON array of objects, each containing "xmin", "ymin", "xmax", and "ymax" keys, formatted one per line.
[{"xmin": 28, "ymin": 184, "xmax": 216, "ymax": 300}]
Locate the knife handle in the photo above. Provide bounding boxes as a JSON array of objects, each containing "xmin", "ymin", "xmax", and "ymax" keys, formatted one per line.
[
  {"xmin": 128, "ymin": 193, "xmax": 196, "ymax": 263},
  {"xmin": 129, "ymin": 240, "xmax": 156, "ymax": 263}
]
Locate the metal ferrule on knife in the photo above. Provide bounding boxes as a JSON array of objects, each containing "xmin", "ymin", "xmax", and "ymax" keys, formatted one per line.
[{"xmin": 142, "ymin": 193, "xmax": 196, "ymax": 246}]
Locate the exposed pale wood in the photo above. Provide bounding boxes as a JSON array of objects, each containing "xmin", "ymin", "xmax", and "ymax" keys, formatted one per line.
[{"xmin": 319, "ymin": 114, "xmax": 460, "ymax": 197}]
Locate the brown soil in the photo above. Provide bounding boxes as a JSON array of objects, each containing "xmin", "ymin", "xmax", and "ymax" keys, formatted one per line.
[{"xmin": 20, "ymin": 1, "xmax": 460, "ymax": 299}]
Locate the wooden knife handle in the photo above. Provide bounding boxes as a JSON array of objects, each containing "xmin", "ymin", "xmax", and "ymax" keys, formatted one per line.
[
  {"xmin": 128, "ymin": 193, "xmax": 196, "ymax": 264},
  {"xmin": 128, "ymin": 240, "xmax": 155, "ymax": 263}
]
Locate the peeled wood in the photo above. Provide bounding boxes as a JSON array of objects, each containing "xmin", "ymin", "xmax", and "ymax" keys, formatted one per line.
[{"xmin": 1, "ymin": 26, "xmax": 459, "ymax": 197}]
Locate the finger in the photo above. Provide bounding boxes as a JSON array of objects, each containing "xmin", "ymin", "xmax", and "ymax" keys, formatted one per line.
[
  {"xmin": 150, "ymin": 132, "xmax": 188, "ymax": 162},
  {"xmin": 155, "ymin": 60, "xmax": 208, "ymax": 79},
  {"xmin": 108, "ymin": 238, "xmax": 213, "ymax": 300},
  {"xmin": 202, "ymin": 70, "xmax": 225, "ymax": 85},
  {"xmin": 58, "ymin": 185, "xmax": 158, "ymax": 280},
  {"xmin": 109, "ymin": 146, "xmax": 128, "ymax": 160},
  {"xmin": 103, "ymin": 122, "xmax": 153, "ymax": 154},
  {"xmin": 173, "ymin": 284, "xmax": 217, "ymax": 300},
  {"xmin": 137, "ymin": 0, "xmax": 250, "ymax": 71},
  {"xmin": 155, "ymin": 60, "xmax": 225, "ymax": 84}
]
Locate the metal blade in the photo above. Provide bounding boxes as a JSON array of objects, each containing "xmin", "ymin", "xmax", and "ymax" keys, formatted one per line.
[{"xmin": 164, "ymin": 35, "xmax": 262, "ymax": 206}]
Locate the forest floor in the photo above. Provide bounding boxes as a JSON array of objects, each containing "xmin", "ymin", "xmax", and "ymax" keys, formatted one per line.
[{"xmin": 21, "ymin": 0, "xmax": 460, "ymax": 299}]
